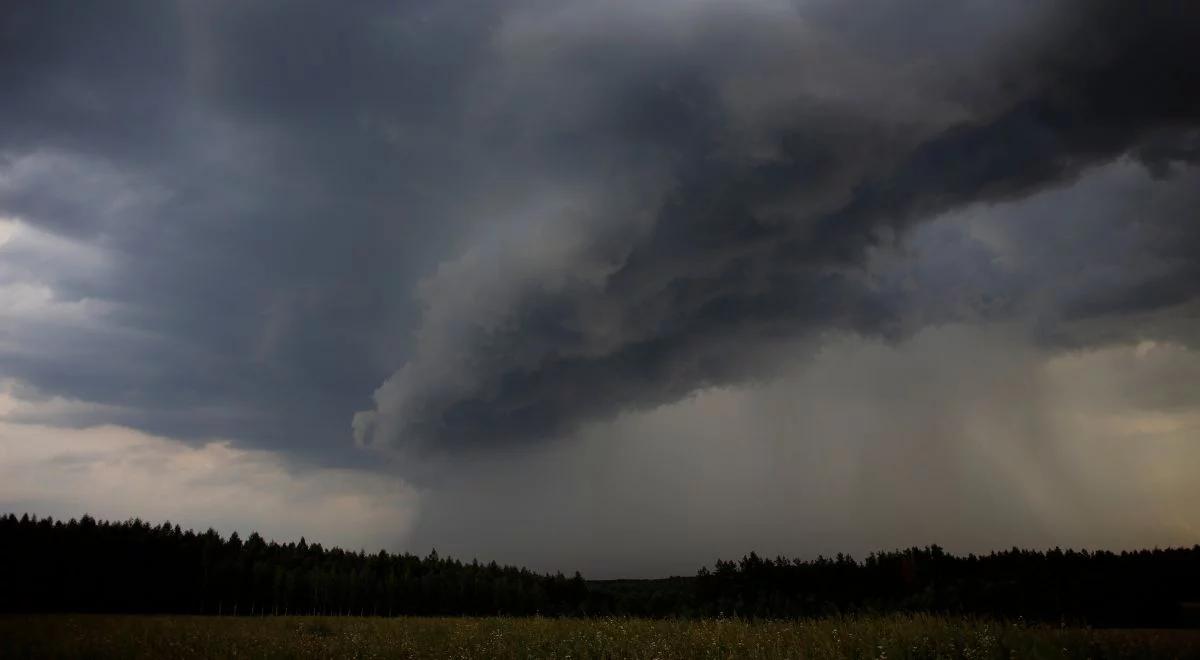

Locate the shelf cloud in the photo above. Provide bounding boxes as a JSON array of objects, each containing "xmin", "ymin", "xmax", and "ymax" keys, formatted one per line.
[{"xmin": 2, "ymin": 0, "xmax": 1199, "ymax": 570}]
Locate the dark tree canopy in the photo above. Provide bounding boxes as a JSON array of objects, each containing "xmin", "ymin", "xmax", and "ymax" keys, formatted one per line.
[
  {"xmin": 2, "ymin": 513, "xmax": 1198, "ymax": 627},
  {"xmin": 0, "ymin": 514, "xmax": 591, "ymax": 617}
]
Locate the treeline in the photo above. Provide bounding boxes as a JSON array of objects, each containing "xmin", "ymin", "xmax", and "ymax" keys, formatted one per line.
[
  {"xmin": 0, "ymin": 514, "xmax": 594, "ymax": 616},
  {"xmin": 2, "ymin": 513, "xmax": 1199, "ymax": 626},
  {"xmin": 686, "ymin": 546, "xmax": 1200, "ymax": 626}
]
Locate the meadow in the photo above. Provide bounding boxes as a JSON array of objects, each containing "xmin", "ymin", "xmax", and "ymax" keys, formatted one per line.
[{"xmin": 1, "ymin": 614, "xmax": 1197, "ymax": 659}]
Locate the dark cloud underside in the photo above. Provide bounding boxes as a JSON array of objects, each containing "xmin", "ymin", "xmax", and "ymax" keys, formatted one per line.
[
  {"xmin": 0, "ymin": 0, "xmax": 1197, "ymax": 460},
  {"xmin": 355, "ymin": 1, "xmax": 1200, "ymax": 451}
]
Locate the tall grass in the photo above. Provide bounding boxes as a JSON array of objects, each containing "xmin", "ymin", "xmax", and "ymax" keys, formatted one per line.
[{"xmin": 1, "ymin": 614, "xmax": 1196, "ymax": 659}]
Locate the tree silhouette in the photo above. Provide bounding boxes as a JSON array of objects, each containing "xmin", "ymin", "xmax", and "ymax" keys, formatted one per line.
[{"xmin": 2, "ymin": 512, "xmax": 1198, "ymax": 626}]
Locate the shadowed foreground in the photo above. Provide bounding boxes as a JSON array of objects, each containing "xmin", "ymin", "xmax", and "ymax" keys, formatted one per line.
[{"xmin": 1, "ymin": 615, "xmax": 1198, "ymax": 659}]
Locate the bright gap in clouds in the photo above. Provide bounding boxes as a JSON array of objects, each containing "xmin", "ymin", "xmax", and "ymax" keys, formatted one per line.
[
  {"xmin": 0, "ymin": 217, "xmax": 16, "ymax": 248},
  {"xmin": 0, "ymin": 385, "xmax": 423, "ymax": 552}
]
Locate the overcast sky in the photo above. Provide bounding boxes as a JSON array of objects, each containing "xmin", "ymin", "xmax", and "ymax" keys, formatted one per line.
[{"xmin": 2, "ymin": 0, "xmax": 1199, "ymax": 578}]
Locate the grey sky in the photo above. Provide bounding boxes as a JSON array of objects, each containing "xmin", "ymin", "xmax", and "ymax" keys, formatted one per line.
[{"xmin": 1, "ymin": 0, "xmax": 1198, "ymax": 576}]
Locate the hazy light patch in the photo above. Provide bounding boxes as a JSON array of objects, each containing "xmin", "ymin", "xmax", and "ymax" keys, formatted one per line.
[
  {"xmin": 0, "ymin": 379, "xmax": 129, "ymax": 424},
  {"xmin": 0, "ymin": 395, "xmax": 424, "ymax": 551},
  {"xmin": 1082, "ymin": 410, "xmax": 1200, "ymax": 437},
  {"xmin": 0, "ymin": 217, "xmax": 17, "ymax": 248},
  {"xmin": 0, "ymin": 213, "xmax": 113, "ymax": 329},
  {"xmin": 0, "ymin": 211, "xmax": 108, "ymax": 266},
  {"xmin": 0, "ymin": 149, "xmax": 168, "ymax": 236},
  {"xmin": 0, "ymin": 282, "xmax": 114, "ymax": 325}
]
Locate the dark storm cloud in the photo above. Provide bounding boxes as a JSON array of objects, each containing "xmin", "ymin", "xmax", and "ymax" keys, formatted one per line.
[
  {"xmin": 1, "ymin": 0, "xmax": 502, "ymax": 457},
  {"xmin": 0, "ymin": 2, "xmax": 186, "ymax": 170},
  {"xmin": 2, "ymin": 1, "xmax": 1198, "ymax": 459},
  {"xmin": 356, "ymin": 1, "xmax": 1200, "ymax": 451}
]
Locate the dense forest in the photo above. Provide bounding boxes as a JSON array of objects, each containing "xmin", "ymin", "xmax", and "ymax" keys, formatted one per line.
[
  {"xmin": 3, "ymin": 514, "xmax": 1198, "ymax": 626},
  {"xmin": 688, "ymin": 547, "xmax": 1200, "ymax": 627},
  {"xmin": 0, "ymin": 514, "xmax": 593, "ymax": 617}
]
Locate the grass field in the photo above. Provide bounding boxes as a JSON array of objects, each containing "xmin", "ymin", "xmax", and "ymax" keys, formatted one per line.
[{"xmin": 1, "ymin": 614, "xmax": 1197, "ymax": 659}]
